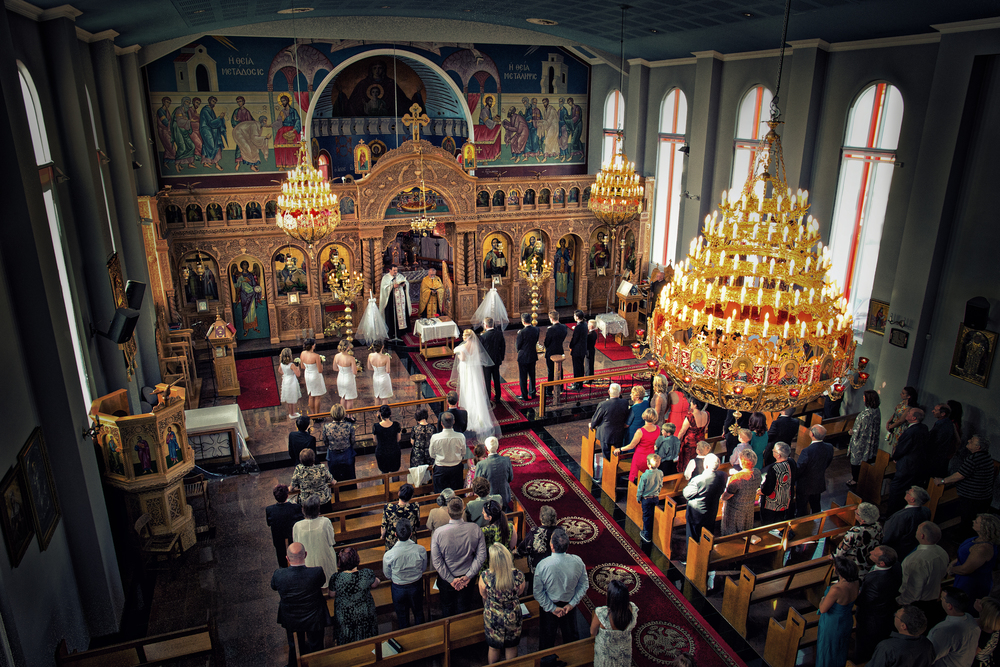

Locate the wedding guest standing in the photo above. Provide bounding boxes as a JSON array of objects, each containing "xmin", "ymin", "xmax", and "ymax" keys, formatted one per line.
[
  {"xmin": 381, "ymin": 484, "xmax": 420, "ymax": 550},
  {"xmin": 323, "ymin": 404, "xmax": 356, "ymax": 484},
  {"xmin": 835, "ymin": 502, "xmax": 883, "ymax": 579},
  {"xmin": 480, "ymin": 317, "xmax": 506, "ymax": 402},
  {"xmin": 721, "ymin": 450, "xmax": 762, "ymax": 535},
  {"xmin": 373, "ymin": 405, "xmax": 402, "ymax": 473},
  {"xmin": 542, "ymin": 310, "xmax": 568, "ymax": 396},
  {"xmin": 568, "ymin": 310, "xmax": 587, "ymax": 390},
  {"xmin": 479, "ymin": 544, "xmax": 527, "ymax": 664},
  {"xmin": 328, "ymin": 547, "xmax": 380, "ymax": 645},
  {"xmin": 848, "ymin": 390, "xmax": 882, "ymax": 488},
  {"xmin": 948, "ymin": 514, "xmax": 1000, "ymax": 602},
  {"xmin": 586, "ymin": 319, "xmax": 599, "ymax": 377},
  {"xmin": 855, "ymin": 546, "xmax": 904, "ymax": 663},
  {"xmin": 382, "ymin": 519, "xmax": 427, "ymax": 629},
  {"xmin": 266, "ymin": 484, "xmax": 303, "ymax": 568},
  {"xmin": 590, "ymin": 580, "xmax": 639, "ymax": 667},
  {"xmin": 292, "ymin": 496, "xmax": 338, "ymax": 584},
  {"xmin": 271, "ymin": 542, "xmax": 331, "ymax": 664},
  {"xmin": 288, "ymin": 415, "xmax": 316, "ymax": 465},
  {"xmin": 676, "ymin": 399, "xmax": 710, "ymax": 475},
  {"xmin": 617, "ymin": 408, "xmax": 660, "ymax": 483},
  {"xmin": 816, "ymin": 557, "xmax": 861, "ymax": 667},
  {"xmin": 760, "ymin": 442, "xmax": 797, "ymax": 524},
  {"xmin": 625, "ymin": 386, "xmax": 650, "ymax": 447},
  {"xmin": 289, "ymin": 448, "xmax": 334, "ymax": 513},
  {"xmin": 279, "ymin": 347, "xmax": 302, "ymax": 419},
  {"xmin": 409, "ymin": 409, "xmax": 436, "ymax": 469},
  {"xmin": 886, "ymin": 386, "xmax": 920, "ymax": 450}
]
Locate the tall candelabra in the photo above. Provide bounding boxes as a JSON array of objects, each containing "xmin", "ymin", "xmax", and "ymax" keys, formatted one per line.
[
  {"xmin": 518, "ymin": 258, "xmax": 553, "ymax": 328},
  {"xmin": 325, "ymin": 270, "xmax": 363, "ymax": 343}
]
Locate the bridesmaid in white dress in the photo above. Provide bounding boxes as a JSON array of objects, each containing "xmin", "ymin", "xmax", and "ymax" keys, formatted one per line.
[
  {"xmin": 278, "ymin": 347, "xmax": 302, "ymax": 419},
  {"xmin": 368, "ymin": 340, "xmax": 393, "ymax": 406},
  {"xmin": 333, "ymin": 339, "xmax": 358, "ymax": 410},
  {"xmin": 300, "ymin": 338, "xmax": 326, "ymax": 416}
]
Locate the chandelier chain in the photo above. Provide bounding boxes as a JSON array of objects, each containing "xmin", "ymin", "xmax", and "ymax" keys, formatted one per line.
[{"xmin": 770, "ymin": 0, "xmax": 793, "ymax": 121}]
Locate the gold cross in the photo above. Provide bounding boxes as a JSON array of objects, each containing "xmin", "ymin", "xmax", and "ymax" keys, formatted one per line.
[{"xmin": 402, "ymin": 103, "xmax": 430, "ymax": 142}]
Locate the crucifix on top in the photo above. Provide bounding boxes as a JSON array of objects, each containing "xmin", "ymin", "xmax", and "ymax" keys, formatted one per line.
[{"xmin": 402, "ymin": 103, "xmax": 430, "ymax": 142}]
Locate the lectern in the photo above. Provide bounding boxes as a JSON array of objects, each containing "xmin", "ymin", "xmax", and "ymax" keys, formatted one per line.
[{"xmin": 206, "ymin": 315, "xmax": 240, "ymax": 397}]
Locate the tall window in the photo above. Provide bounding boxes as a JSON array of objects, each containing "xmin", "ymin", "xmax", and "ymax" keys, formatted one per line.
[
  {"xmin": 651, "ymin": 88, "xmax": 688, "ymax": 266},
  {"xmin": 602, "ymin": 89, "xmax": 624, "ymax": 164},
  {"xmin": 731, "ymin": 85, "xmax": 774, "ymax": 194},
  {"xmin": 828, "ymin": 83, "xmax": 903, "ymax": 333},
  {"xmin": 18, "ymin": 62, "xmax": 93, "ymax": 410}
]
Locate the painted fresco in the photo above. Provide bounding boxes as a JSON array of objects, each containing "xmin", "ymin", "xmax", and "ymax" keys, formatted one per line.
[
  {"xmin": 554, "ymin": 235, "xmax": 576, "ymax": 307},
  {"xmin": 145, "ymin": 39, "xmax": 590, "ymax": 181},
  {"xmin": 228, "ymin": 256, "xmax": 269, "ymax": 340},
  {"xmin": 385, "ymin": 187, "xmax": 449, "ymax": 218}
]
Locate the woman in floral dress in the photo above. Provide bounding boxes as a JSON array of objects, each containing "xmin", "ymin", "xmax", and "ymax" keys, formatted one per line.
[
  {"xmin": 721, "ymin": 450, "xmax": 762, "ymax": 535},
  {"xmin": 328, "ymin": 547, "xmax": 380, "ymax": 645},
  {"xmin": 479, "ymin": 544, "xmax": 527, "ymax": 664},
  {"xmin": 408, "ymin": 409, "xmax": 436, "ymax": 468},
  {"xmin": 381, "ymin": 483, "xmax": 420, "ymax": 549},
  {"xmin": 885, "ymin": 386, "xmax": 918, "ymax": 450},
  {"xmin": 848, "ymin": 390, "xmax": 882, "ymax": 487},
  {"xmin": 590, "ymin": 579, "xmax": 639, "ymax": 667},
  {"xmin": 834, "ymin": 502, "xmax": 883, "ymax": 578}
]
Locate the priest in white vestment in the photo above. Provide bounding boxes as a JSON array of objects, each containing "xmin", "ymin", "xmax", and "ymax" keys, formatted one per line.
[{"xmin": 379, "ymin": 265, "xmax": 411, "ymax": 341}]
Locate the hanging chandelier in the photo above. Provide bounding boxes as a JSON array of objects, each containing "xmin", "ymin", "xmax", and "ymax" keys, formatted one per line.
[
  {"xmin": 276, "ymin": 144, "xmax": 340, "ymax": 247},
  {"xmin": 642, "ymin": 0, "xmax": 867, "ymax": 411},
  {"xmin": 410, "ymin": 148, "xmax": 436, "ymax": 237}
]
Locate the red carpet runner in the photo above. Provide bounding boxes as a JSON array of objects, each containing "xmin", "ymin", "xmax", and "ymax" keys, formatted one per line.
[
  {"xmin": 235, "ymin": 357, "xmax": 281, "ymax": 410},
  {"xmin": 501, "ymin": 431, "xmax": 746, "ymax": 667},
  {"xmin": 407, "ymin": 353, "xmax": 527, "ymax": 426}
]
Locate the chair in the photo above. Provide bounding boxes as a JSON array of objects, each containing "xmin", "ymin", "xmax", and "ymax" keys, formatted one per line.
[
  {"xmin": 134, "ymin": 513, "xmax": 182, "ymax": 570},
  {"xmin": 184, "ymin": 474, "xmax": 211, "ymax": 533}
]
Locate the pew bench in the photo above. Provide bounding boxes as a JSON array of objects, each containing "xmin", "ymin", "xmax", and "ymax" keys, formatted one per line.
[
  {"xmin": 640, "ymin": 463, "xmax": 734, "ymax": 560},
  {"xmin": 685, "ymin": 497, "xmax": 859, "ymax": 595},
  {"xmin": 795, "ymin": 413, "xmax": 859, "ymax": 455},
  {"xmin": 298, "ymin": 597, "xmax": 543, "ymax": 667},
  {"xmin": 322, "ymin": 487, "xmax": 474, "ymax": 544},
  {"xmin": 721, "ymin": 555, "xmax": 834, "ymax": 637},
  {"xmin": 602, "ymin": 430, "xmax": 723, "ymax": 502},
  {"xmin": 494, "ymin": 637, "xmax": 596, "ymax": 667},
  {"xmin": 857, "ymin": 449, "xmax": 896, "ymax": 505},
  {"xmin": 56, "ymin": 620, "xmax": 222, "ymax": 666},
  {"xmin": 763, "ymin": 607, "xmax": 851, "ymax": 667}
]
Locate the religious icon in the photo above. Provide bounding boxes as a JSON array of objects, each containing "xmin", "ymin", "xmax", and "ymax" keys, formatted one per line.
[
  {"xmin": 462, "ymin": 141, "xmax": 477, "ymax": 170},
  {"xmin": 165, "ymin": 204, "xmax": 183, "ymax": 224},
  {"xmin": 867, "ymin": 299, "xmax": 889, "ymax": 335},
  {"xmin": 539, "ymin": 188, "xmax": 551, "ymax": 205},
  {"xmin": 0, "ymin": 466, "xmax": 33, "ymax": 567},
  {"xmin": 133, "ymin": 436, "xmax": 156, "ymax": 475},
  {"xmin": 265, "ymin": 200, "xmax": 277, "ymax": 218},
  {"xmin": 274, "ymin": 247, "xmax": 308, "ymax": 296},
  {"xmin": 690, "ymin": 348, "xmax": 708, "ymax": 374},
  {"xmin": 589, "ymin": 227, "xmax": 611, "ymax": 270},
  {"xmin": 950, "ymin": 324, "xmax": 997, "ymax": 388},
  {"xmin": 623, "ymin": 229, "xmax": 637, "ymax": 275},
  {"xmin": 245, "ymin": 202, "xmax": 262, "ymax": 219},
  {"xmin": 520, "ymin": 231, "xmax": 546, "ymax": 271},
  {"xmin": 524, "ymin": 189, "xmax": 536, "ymax": 206},
  {"xmin": 819, "ymin": 355, "xmax": 835, "ymax": 381},
  {"xmin": 105, "ymin": 432, "xmax": 125, "ymax": 477},
  {"xmin": 569, "ymin": 187, "xmax": 580, "ymax": 203},
  {"xmin": 476, "ymin": 191, "xmax": 490, "ymax": 208},
  {"xmin": 731, "ymin": 357, "xmax": 753, "ymax": 382},
  {"xmin": 179, "ymin": 251, "xmax": 219, "ymax": 304},
  {"xmin": 554, "ymin": 235, "xmax": 575, "ymax": 307},
  {"xmin": 206, "ymin": 203, "xmax": 223, "ymax": 222},
  {"xmin": 340, "ymin": 197, "xmax": 355, "ymax": 215},
  {"xmin": 482, "ymin": 233, "xmax": 510, "ymax": 280},
  {"xmin": 186, "ymin": 204, "xmax": 203, "ymax": 222},
  {"xmin": 354, "ymin": 140, "xmax": 371, "ymax": 175},
  {"xmin": 226, "ymin": 202, "xmax": 242, "ymax": 220},
  {"xmin": 320, "ymin": 243, "xmax": 352, "ymax": 293},
  {"xmin": 492, "ymin": 190, "xmax": 505, "ymax": 207},
  {"xmin": 229, "ymin": 256, "xmax": 269, "ymax": 340},
  {"xmin": 441, "ymin": 136, "xmax": 457, "ymax": 155},
  {"xmin": 370, "ymin": 140, "xmax": 388, "ymax": 165},
  {"xmin": 165, "ymin": 426, "xmax": 182, "ymax": 468},
  {"xmin": 508, "ymin": 190, "xmax": 520, "ymax": 206},
  {"xmin": 776, "ymin": 360, "xmax": 799, "ymax": 385},
  {"xmin": 553, "ymin": 188, "xmax": 565, "ymax": 205}
]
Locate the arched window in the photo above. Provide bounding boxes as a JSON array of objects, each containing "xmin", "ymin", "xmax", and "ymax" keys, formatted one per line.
[
  {"xmin": 828, "ymin": 82, "xmax": 903, "ymax": 333},
  {"xmin": 731, "ymin": 85, "xmax": 774, "ymax": 193},
  {"xmin": 195, "ymin": 65, "xmax": 210, "ymax": 92},
  {"xmin": 652, "ymin": 88, "xmax": 688, "ymax": 266},
  {"xmin": 602, "ymin": 89, "xmax": 625, "ymax": 165},
  {"xmin": 317, "ymin": 150, "xmax": 331, "ymax": 181},
  {"xmin": 18, "ymin": 62, "xmax": 93, "ymax": 410}
]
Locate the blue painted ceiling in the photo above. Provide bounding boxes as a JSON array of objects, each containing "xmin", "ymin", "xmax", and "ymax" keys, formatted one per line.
[{"xmin": 23, "ymin": 0, "xmax": 1000, "ymax": 61}]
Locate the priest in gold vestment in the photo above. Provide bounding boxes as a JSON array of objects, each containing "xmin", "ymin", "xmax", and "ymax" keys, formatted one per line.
[{"xmin": 419, "ymin": 267, "xmax": 446, "ymax": 318}]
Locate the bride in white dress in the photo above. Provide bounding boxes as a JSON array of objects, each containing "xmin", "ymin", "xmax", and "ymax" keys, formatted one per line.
[{"xmin": 450, "ymin": 329, "xmax": 500, "ymax": 441}]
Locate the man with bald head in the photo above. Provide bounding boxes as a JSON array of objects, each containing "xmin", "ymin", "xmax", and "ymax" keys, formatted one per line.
[
  {"xmin": 889, "ymin": 408, "xmax": 930, "ymax": 515},
  {"xmin": 271, "ymin": 542, "xmax": 331, "ymax": 665},
  {"xmin": 794, "ymin": 425, "xmax": 832, "ymax": 517}
]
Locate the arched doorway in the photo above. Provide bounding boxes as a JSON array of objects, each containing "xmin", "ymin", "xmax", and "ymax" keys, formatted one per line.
[{"xmin": 381, "ymin": 230, "xmax": 455, "ymax": 320}]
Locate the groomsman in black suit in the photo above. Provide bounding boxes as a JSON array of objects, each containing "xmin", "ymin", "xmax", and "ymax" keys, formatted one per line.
[
  {"xmin": 568, "ymin": 310, "xmax": 587, "ymax": 390},
  {"xmin": 515, "ymin": 313, "xmax": 539, "ymax": 400},
  {"xmin": 480, "ymin": 316, "xmax": 506, "ymax": 402},
  {"xmin": 543, "ymin": 310, "xmax": 568, "ymax": 397},
  {"xmin": 586, "ymin": 319, "xmax": 599, "ymax": 377}
]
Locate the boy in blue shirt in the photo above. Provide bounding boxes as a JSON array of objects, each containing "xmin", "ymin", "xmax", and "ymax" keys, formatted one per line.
[
  {"xmin": 636, "ymin": 453, "xmax": 663, "ymax": 543},
  {"xmin": 654, "ymin": 423, "xmax": 680, "ymax": 475}
]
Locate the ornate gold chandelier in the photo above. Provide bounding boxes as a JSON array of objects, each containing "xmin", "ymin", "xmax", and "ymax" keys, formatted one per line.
[
  {"xmin": 410, "ymin": 148, "xmax": 437, "ymax": 237},
  {"xmin": 276, "ymin": 143, "xmax": 339, "ymax": 247},
  {"xmin": 644, "ymin": 121, "xmax": 861, "ymax": 411},
  {"xmin": 589, "ymin": 137, "xmax": 644, "ymax": 228}
]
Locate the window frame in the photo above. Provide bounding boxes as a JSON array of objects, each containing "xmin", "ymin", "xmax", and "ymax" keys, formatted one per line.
[{"xmin": 652, "ymin": 87, "xmax": 688, "ymax": 267}]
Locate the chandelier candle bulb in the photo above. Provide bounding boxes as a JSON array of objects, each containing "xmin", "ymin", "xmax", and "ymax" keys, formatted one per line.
[
  {"xmin": 783, "ymin": 321, "xmax": 790, "ymax": 338},
  {"xmin": 774, "ymin": 291, "xmax": 781, "ymax": 309},
  {"xmin": 708, "ymin": 314, "xmax": 714, "ymax": 330},
  {"xmin": 744, "ymin": 319, "xmax": 750, "ymax": 336},
  {"xmin": 740, "ymin": 285, "xmax": 747, "ymax": 303},
  {"xmin": 757, "ymin": 288, "xmax": 763, "ymax": 306},
  {"xmin": 721, "ymin": 286, "xmax": 728, "ymax": 303},
  {"xmin": 726, "ymin": 317, "xmax": 733, "ymax": 334},
  {"xmin": 783, "ymin": 227, "xmax": 789, "ymax": 242},
  {"xmin": 770, "ymin": 259, "xmax": 775, "ymax": 274},
  {"xmin": 801, "ymin": 321, "xmax": 807, "ymax": 338},
  {"xmin": 794, "ymin": 291, "xmax": 800, "ymax": 306}
]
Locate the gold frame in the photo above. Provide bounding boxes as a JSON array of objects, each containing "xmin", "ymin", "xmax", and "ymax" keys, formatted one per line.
[
  {"xmin": 866, "ymin": 299, "xmax": 889, "ymax": 335},
  {"xmin": 949, "ymin": 324, "xmax": 997, "ymax": 388}
]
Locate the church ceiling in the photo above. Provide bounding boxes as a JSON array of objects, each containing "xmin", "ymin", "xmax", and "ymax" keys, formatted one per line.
[{"xmin": 19, "ymin": 0, "xmax": 1000, "ymax": 61}]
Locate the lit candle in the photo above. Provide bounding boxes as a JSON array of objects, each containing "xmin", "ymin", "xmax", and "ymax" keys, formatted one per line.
[
  {"xmin": 769, "ymin": 258, "xmax": 775, "ymax": 275},
  {"xmin": 794, "ymin": 291, "xmax": 801, "ymax": 306},
  {"xmin": 763, "ymin": 314, "xmax": 770, "ymax": 337},
  {"xmin": 740, "ymin": 285, "xmax": 747, "ymax": 303},
  {"xmin": 743, "ymin": 319, "xmax": 750, "ymax": 336},
  {"xmin": 809, "ymin": 288, "xmax": 815, "ymax": 304},
  {"xmin": 783, "ymin": 227, "xmax": 789, "ymax": 242},
  {"xmin": 805, "ymin": 256, "xmax": 811, "ymax": 272},
  {"xmin": 721, "ymin": 286, "xmax": 728, "ymax": 304},
  {"xmin": 682, "ymin": 305, "xmax": 688, "ymax": 321},
  {"xmin": 789, "ymin": 259, "xmax": 795, "ymax": 274},
  {"xmin": 721, "ymin": 190, "xmax": 728, "ymax": 205},
  {"xmin": 692, "ymin": 311, "xmax": 699, "ymax": 326},
  {"xmin": 753, "ymin": 224, "xmax": 759, "ymax": 239},
  {"xmin": 774, "ymin": 290, "xmax": 781, "ymax": 309},
  {"xmin": 708, "ymin": 314, "xmax": 714, "ymax": 330},
  {"xmin": 800, "ymin": 321, "xmax": 807, "ymax": 338},
  {"xmin": 783, "ymin": 321, "xmax": 790, "ymax": 339},
  {"xmin": 726, "ymin": 317, "xmax": 733, "ymax": 334},
  {"xmin": 817, "ymin": 322, "xmax": 823, "ymax": 336},
  {"xmin": 757, "ymin": 288, "xmax": 763, "ymax": 306},
  {"xmin": 732, "ymin": 255, "xmax": 739, "ymax": 270}
]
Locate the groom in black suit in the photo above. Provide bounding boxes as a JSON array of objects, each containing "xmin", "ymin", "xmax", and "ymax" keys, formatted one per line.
[
  {"xmin": 515, "ymin": 313, "xmax": 539, "ymax": 400},
  {"xmin": 480, "ymin": 316, "xmax": 506, "ymax": 401},
  {"xmin": 543, "ymin": 310, "xmax": 568, "ymax": 396},
  {"xmin": 271, "ymin": 542, "xmax": 331, "ymax": 665}
]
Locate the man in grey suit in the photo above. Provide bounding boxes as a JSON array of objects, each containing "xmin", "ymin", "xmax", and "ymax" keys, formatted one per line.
[
  {"xmin": 475, "ymin": 436, "xmax": 514, "ymax": 511},
  {"xmin": 589, "ymin": 383, "xmax": 630, "ymax": 480},
  {"xmin": 795, "ymin": 425, "xmax": 833, "ymax": 517},
  {"xmin": 682, "ymin": 454, "xmax": 727, "ymax": 541}
]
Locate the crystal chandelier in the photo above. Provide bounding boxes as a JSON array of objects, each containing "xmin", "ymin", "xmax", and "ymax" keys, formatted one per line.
[
  {"xmin": 642, "ymin": 0, "xmax": 867, "ymax": 411},
  {"xmin": 276, "ymin": 143, "xmax": 340, "ymax": 247},
  {"xmin": 410, "ymin": 148, "xmax": 437, "ymax": 237},
  {"xmin": 589, "ymin": 136, "xmax": 644, "ymax": 228}
]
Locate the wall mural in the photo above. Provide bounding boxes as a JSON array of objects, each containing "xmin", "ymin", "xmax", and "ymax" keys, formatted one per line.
[
  {"xmin": 145, "ymin": 39, "xmax": 590, "ymax": 182},
  {"xmin": 554, "ymin": 235, "xmax": 576, "ymax": 307},
  {"xmin": 385, "ymin": 186, "xmax": 449, "ymax": 218},
  {"xmin": 320, "ymin": 243, "xmax": 352, "ymax": 293},
  {"xmin": 228, "ymin": 256, "xmax": 270, "ymax": 340},
  {"xmin": 274, "ymin": 246, "xmax": 308, "ymax": 295}
]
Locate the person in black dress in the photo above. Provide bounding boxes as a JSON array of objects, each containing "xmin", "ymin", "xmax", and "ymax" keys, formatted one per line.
[{"xmin": 373, "ymin": 404, "xmax": 402, "ymax": 473}]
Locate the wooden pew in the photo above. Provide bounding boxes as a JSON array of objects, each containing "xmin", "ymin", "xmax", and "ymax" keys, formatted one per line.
[
  {"xmin": 763, "ymin": 607, "xmax": 823, "ymax": 667},
  {"xmin": 329, "ymin": 471, "xmax": 436, "ymax": 512},
  {"xmin": 795, "ymin": 413, "xmax": 859, "ymax": 455},
  {"xmin": 321, "ymin": 488, "xmax": 469, "ymax": 543},
  {"xmin": 581, "ymin": 429, "xmax": 598, "ymax": 478},
  {"xmin": 298, "ymin": 597, "xmax": 543, "ymax": 667},
  {"xmin": 494, "ymin": 637, "xmax": 596, "ymax": 667},
  {"xmin": 56, "ymin": 619, "xmax": 222, "ymax": 666},
  {"xmin": 721, "ymin": 555, "xmax": 834, "ymax": 637},
  {"xmin": 641, "ymin": 461, "xmax": 734, "ymax": 560},
  {"xmin": 685, "ymin": 498, "xmax": 859, "ymax": 595},
  {"xmin": 335, "ymin": 509, "xmax": 526, "ymax": 577},
  {"xmin": 857, "ymin": 449, "xmax": 895, "ymax": 505},
  {"xmin": 600, "ymin": 444, "xmax": 634, "ymax": 500}
]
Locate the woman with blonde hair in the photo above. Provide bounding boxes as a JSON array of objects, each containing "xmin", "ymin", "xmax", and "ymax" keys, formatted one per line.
[
  {"xmin": 278, "ymin": 347, "xmax": 301, "ymax": 419},
  {"xmin": 950, "ymin": 514, "xmax": 1000, "ymax": 601},
  {"xmin": 368, "ymin": 340, "xmax": 393, "ymax": 406},
  {"xmin": 975, "ymin": 596, "xmax": 1000, "ymax": 666},
  {"xmin": 721, "ymin": 449, "xmax": 762, "ymax": 535},
  {"xmin": 300, "ymin": 338, "xmax": 326, "ymax": 416},
  {"xmin": 625, "ymin": 385, "xmax": 650, "ymax": 446},
  {"xmin": 478, "ymin": 543, "xmax": 527, "ymax": 663},
  {"xmin": 650, "ymin": 375, "xmax": 669, "ymax": 425},
  {"xmin": 333, "ymin": 339, "xmax": 358, "ymax": 410}
]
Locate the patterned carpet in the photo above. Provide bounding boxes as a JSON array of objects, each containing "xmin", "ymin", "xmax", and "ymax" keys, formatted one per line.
[
  {"xmin": 500, "ymin": 430, "xmax": 746, "ymax": 667},
  {"xmin": 407, "ymin": 352, "xmax": 527, "ymax": 427}
]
